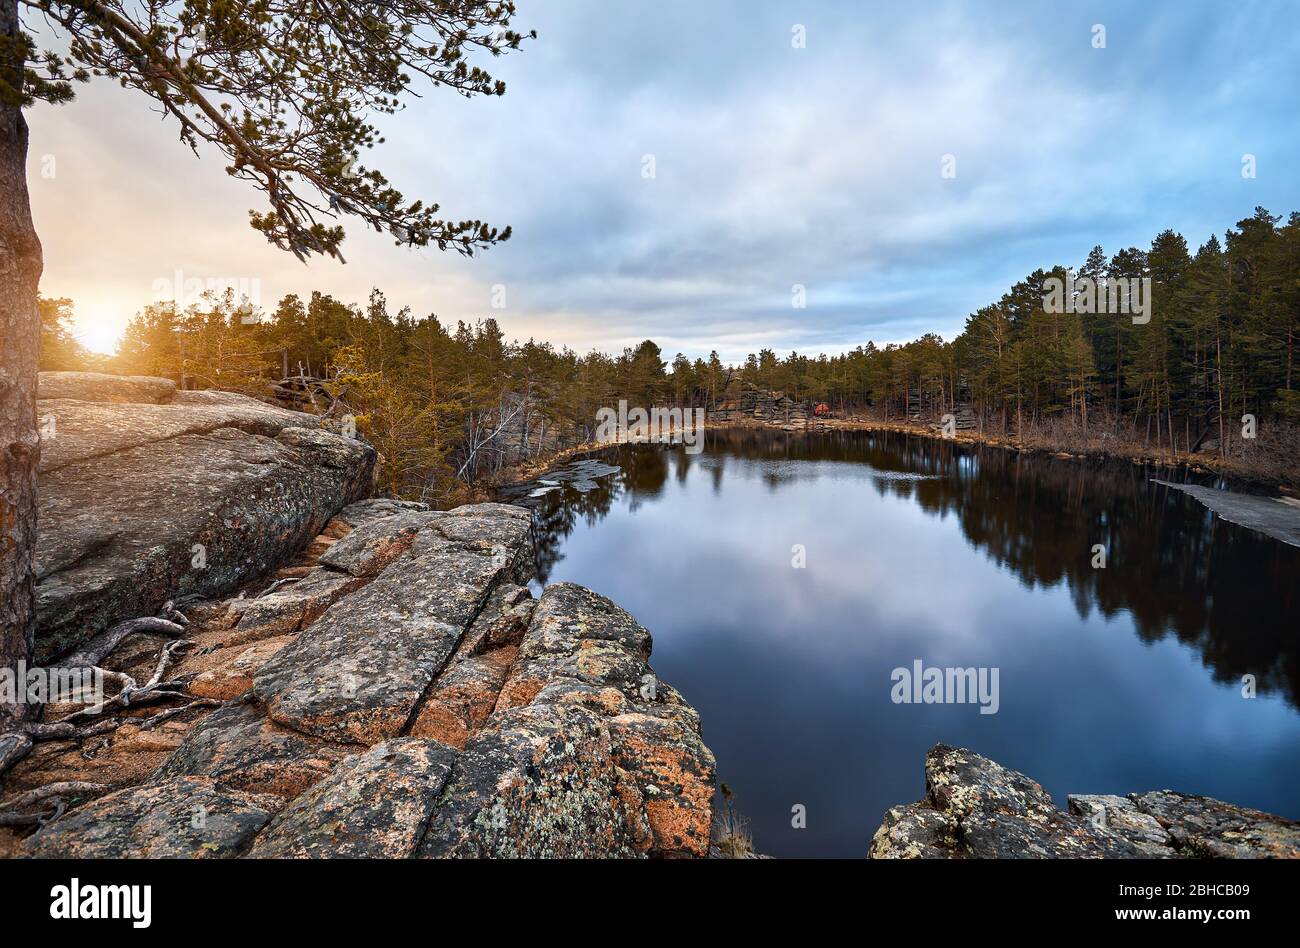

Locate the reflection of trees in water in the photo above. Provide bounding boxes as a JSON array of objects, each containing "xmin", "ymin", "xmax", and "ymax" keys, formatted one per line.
[
  {"xmin": 523, "ymin": 443, "xmax": 671, "ymax": 584},
  {"xmin": 673, "ymin": 449, "xmax": 692, "ymax": 484},
  {"xmin": 857, "ymin": 431, "xmax": 1300, "ymax": 707},
  {"xmin": 622, "ymin": 444, "xmax": 670, "ymax": 512},
  {"xmin": 528, "ymin": 475, "xmax": 621, "ymax": 583},
  {"xmin": 518, "ymin": 428, "xmax": 1300, "ymax": 707},
  {"xmin": 950, "ymin": 450, "xmax": 1299, "ymax": 706}
]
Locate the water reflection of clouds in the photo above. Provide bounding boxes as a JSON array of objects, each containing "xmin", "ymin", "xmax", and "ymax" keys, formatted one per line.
[
  {"xmin": 523, "ymin": 432, "xmax": 1300, "ymax": 854},
  {"xmin": 559, "ymin": 455, "xmax": 1048, "ymax": 658}
]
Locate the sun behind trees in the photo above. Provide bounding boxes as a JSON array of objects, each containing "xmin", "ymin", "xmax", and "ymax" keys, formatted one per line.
[{"xmin": 89, "ymin": 288, "xmax": 694, "ymax": 501}]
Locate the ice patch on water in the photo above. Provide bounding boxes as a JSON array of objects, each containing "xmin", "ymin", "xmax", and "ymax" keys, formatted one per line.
[{"xmin": 870, "ymin": 470, "xmax": 943, "ymax": 481}]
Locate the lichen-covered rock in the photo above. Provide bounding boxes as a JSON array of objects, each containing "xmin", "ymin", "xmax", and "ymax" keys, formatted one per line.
[
  {"xmin": 871, "ymin": 745, "xmax": 1300, "ymax": 859},
  {"xmin": 406, "ymin": 582, "xmax": 532, "ymax": 749},
  {"xmin": 248, "ymin": 739, "xmax": 457, "ymax": 858},
  {"xmin": 37, "ymin": 385, "xmax": 339, "ymax": 474},
  {"xmin": 226, "ymin": 568, "xmax": 366, "ymax": 645},
  {"xmin": 35, "ymin": 380, "xmax": 375, "ymax": 660},
  {"xmin": 445, "ymin": 502, "xmax": 533, "ymax": 523},
  {"xmin": 187, "ymin": 668, "xmax": 256, "ymax": 701},
  {"xmin": 458, "ymin": 582, "xmax": 534, "ymax": 655},
  {"xmin": 433, "ymin": 507, "xmax": 530, "ymax": 546},
  {"xmin": 531, "ymin": 678, "xmax": 632, "ymax": 716},
  {"xmin": 497, "ymin": 582, "xmax": 652, "ymax": 709},
  {"xmin": 926, "ymin": 746, "xmax": 1140, "ymax": 858},
  {"xmin": 609, "ymin": 710, "xmax": 716, "ymax": 857},
  {"xmin": 868, "ymin": 802, "xmax": 959, "ymax": 858},
  {"xmin": 20, "ymin": 777, "xmax": 278, "ymax": 858},
  {"xmin": 459, "ymin": 582, "xmax": 715, "ymax": 858},
  {"xmin": 316, "ymin": 510, "xmax": 437, "ymax": 576},
  {"xmin": 184, "ymin": 637, "xmax": 292, "ymax": 701},
  {"xmin": 409, "ymin": 648, "xmax": 517, "ymax": 750},
  {"xmin": 253, "ymin": 527, "xmax": 516, "ymax": 745},
  {"xmin": 110, "ymin": 722, "xmax": 191, "ymax": 754},
  {"xmin": 1067, "ymin": 794, "xmax": 1177, "ymax": 857},
  {"xmin": 868, "ymin": 746, "xmax": 1140, "ymax": 858},
  {"xmin": 333, "ymin": 497, "xmax": 431, "ymax": 526},
  {"xmin": 1124, "ymin": 790, "xmax": 1300, "ymax": 858},
  {"xmin": 154, "ymin": 700, "xmax": 354, "ymax": 799},
  {"xmin": 418, "ymin": 703, "xmax": 641, "ymax": 858},
  {"xmin": 22, "ymin": 468, "xmax": 718, "ymax": 861}
]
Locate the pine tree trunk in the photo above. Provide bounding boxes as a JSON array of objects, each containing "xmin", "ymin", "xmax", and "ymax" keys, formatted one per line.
[
  {"xmin": 1216, "ymin": 334, "xmax": 1226, "ymax": 461},
  {"xmin": 1287, "ymin": 327, "xmax": 1293, "ymax": 392},
  {"xmin": 1, "ymin": 0, "xmax": 43, "ymax": 728}
]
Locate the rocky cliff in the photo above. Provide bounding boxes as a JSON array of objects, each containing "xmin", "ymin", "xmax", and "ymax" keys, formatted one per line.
[
  {"xmin": 3, "ymin": 373, "xmax": 716, "ymax": 858},
  {"xmin": 870, "ymin": 745, "xmax": 1300, "ymax": 859},
  {"xmin": 708, "ymin": 382, "xmax": 809, "ymax": 427},
  {"xmin": 34, "ymin": 372, "xmax": 375, "ymax": 661}
]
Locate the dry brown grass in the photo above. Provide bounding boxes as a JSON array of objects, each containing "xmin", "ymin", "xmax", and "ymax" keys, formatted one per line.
[{"xmin": 710, "ymin": 783, "xmax": 757, "ymax": 858}]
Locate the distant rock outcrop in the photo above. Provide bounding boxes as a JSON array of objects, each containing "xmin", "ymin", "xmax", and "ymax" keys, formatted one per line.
[
  {"xmin": 34, "ymin": 372, "xmax": 376, "ymax": 661},
  {"xmin": 708, "ymin": 383, "xmax": 808, "ymax": 426},
  {"xmin": 869, "ymin": 745, "xmax": 1300, "ymax": 859}
]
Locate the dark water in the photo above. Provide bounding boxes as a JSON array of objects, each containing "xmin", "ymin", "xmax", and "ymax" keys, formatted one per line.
[{"xmin": 513, "ymin": 428, "xmax": 1300, "ymax": 858}]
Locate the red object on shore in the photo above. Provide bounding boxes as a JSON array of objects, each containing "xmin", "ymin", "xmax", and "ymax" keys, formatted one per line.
[{"xmin": 814, "ymin": 403, "xmax": 831, "ymax": 417}]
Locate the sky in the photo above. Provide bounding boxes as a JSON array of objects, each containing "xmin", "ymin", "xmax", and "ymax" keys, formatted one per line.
[{"xmin": 23, "ymin": 0, "xmax": 1300, "ymax": 360}]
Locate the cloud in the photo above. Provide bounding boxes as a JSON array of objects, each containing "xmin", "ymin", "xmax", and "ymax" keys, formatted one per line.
[{"xmin": 23, "ymin": 1, "xmax": 1300, "ymax": 358}]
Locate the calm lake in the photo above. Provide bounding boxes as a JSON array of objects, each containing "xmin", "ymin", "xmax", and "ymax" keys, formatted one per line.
[{"xmin": 507, "ymin": 428, "xmax": 1300, "ymax": 858}]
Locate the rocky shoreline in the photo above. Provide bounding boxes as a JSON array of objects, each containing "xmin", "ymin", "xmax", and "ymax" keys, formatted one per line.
[
  {"xmin": 5, "ymin": 373, "xmax": 1294, "ymax": 859},
  {"xmin": 1, "ymin": 373, "xmax": 716, "ymax": 858},
  {"xmin": 708, "ymin": 405, "xmax": 1298, "ymax": 494},
  {"xmin": 870, "ymin": 745, "xmax": 1300, "ymax": 859}
]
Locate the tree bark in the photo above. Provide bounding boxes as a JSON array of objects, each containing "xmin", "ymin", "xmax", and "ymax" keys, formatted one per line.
[
  {"xmin": 1, "ymin": 0, "xmax": 43, "ymax": 728},
  {"xmin": 1216, "ymin": 333, "xmax": 1225, "ymax": 461}
]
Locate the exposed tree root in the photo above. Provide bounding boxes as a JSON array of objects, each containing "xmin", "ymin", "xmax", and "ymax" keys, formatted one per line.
[
  {"xmin": 0, "ymin": 781, "xmax": 110, "ymax": 828},
  {"xmin": 0, "ymin": 605, "xmax": 199, "ymax": 782},
  {"xmin": 60, "ymin": 615, "xmax": 185, "ymax": 671},
  {"xmin": 0, "ymin": 780, "xmax": 108, "ymax": 811},
  {"xmin": 0, "ymin": 734, "xmax": 33, "ymax": 780},
  {"xmin": 256, "ymin": 576, "xmax": 301, "ymax": 598},
  {"xmin": 0, "ymin": 807, "xmax": 54, "ymax": 828},
  {"xmin": 136, "ymin": 698, "xmax": 221, "ymax": 732}
]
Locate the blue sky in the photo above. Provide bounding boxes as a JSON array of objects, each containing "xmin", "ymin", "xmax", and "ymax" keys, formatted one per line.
[{"xmin": 26, "ymin": 0, "xmax": 1300, "ymax": 359}]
